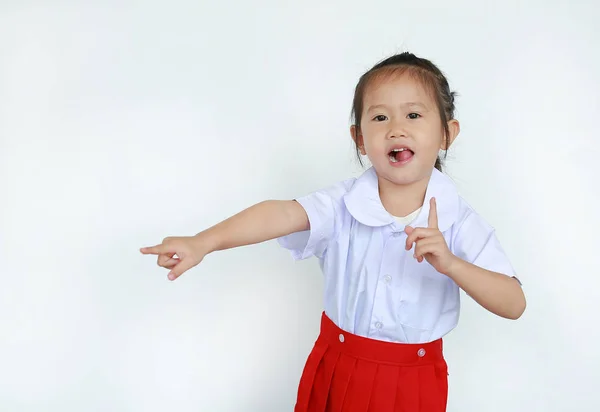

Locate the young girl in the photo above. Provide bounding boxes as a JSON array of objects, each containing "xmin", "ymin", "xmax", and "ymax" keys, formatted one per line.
[{"xmin": 140, "ymin": 52, "xmax": 526, "ymax": 412}]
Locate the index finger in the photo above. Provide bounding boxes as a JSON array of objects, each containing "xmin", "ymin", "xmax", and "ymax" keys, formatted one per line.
[
  {"xmin": 140, "ymin": 244, "xmax": 166, "ymax": 255},
  {"xmin": 428, "ymin": 197, "xmax": 438, "ymax": 229}
]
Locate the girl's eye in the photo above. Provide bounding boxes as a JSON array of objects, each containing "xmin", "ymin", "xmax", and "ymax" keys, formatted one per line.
[
  {"xmin": 373, "ymin": 115, "xmax": 387, "ymax": 121},
  {"xmin": 407, "ymin": 113, "xmax": 421, "ymax": 119}
]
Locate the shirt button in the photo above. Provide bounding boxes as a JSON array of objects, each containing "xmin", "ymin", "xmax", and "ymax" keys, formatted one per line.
[
  {"xmin": 417, "ymin": 348, "xmax": 426, "ymax": 357},
  {"xmin": 383, "ymin": 275, "xmax": 392, "ymax": 284},
  {"xmin": 339, "ymin": 333, "xmax": 345, "ymax": 343},
  {"xmin": 375, "ymin": 322, "xmax": 383, "ymax": 329}
]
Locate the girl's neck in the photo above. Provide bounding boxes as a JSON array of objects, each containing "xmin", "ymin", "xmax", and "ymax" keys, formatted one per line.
[{"xmin": 377, "ymin": 174, "xmax": 429, "ymax": 218}]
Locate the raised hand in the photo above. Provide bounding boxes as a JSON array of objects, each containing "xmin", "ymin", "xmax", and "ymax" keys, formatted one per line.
[{"xmin": 404, "ymin": 197, "xmax": 457, "ymax": 275}]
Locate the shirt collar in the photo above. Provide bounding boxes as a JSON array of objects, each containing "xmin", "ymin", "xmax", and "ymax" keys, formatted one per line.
[{"xmin": 343, "ymin": 166, "xmax": 460, "ymax": 232}]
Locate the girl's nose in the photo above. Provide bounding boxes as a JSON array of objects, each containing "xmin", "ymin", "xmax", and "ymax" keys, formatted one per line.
[{"xmin": 387, "ymin": 120, "xmax": 408, "ymax": 139}]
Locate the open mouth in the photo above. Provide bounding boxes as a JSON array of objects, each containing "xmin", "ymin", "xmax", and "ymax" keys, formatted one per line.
[{"xmin": 388, "ymin": 147, "xmax": 414, "ymax": 164}]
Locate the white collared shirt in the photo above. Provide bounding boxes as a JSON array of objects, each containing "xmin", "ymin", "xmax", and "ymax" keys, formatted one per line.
[{"xmin": 278, "ymin": 167, "xmax": 518, "ymax": 343}]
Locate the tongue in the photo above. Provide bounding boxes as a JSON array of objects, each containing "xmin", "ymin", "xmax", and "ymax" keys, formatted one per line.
[{"xmin": 398, "ymin": 150, "xmax": 413, "ymax": 161}]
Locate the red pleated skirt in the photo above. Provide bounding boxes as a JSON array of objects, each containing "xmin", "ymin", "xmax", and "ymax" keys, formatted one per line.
[{"xmin": 295, "ymin": 312, "xmax": 448, "ymax": 412}]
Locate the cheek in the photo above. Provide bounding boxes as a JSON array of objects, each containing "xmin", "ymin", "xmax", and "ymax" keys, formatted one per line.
[
  {"xmin": 420, "ymin": 126, "xmax": 446, "ymax": 151},
  {"xmin": 364, "ymin": 138, "xmax": 385, "ymax": 154},
  {"xmin": 361, "ymin": 126, "xmax": 386, "ymax": 150}
]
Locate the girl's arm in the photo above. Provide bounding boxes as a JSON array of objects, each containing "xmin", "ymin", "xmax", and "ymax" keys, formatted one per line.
[
  {"xmin": 202, "ymin": 200, "xmax": 309, "ymax": 253},
  {"xmin": 445, "ymin": 258, "xmax": 526, "ymax": 320},
  {"xmin": 405, "ymin": 197, "xmax": 526, "ymax": 320},
  {"xmin": 141, "ymin": 200, "xmax": 309, "ymax": 280}
]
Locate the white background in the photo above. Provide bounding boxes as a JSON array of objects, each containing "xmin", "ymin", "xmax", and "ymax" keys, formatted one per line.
[{"xmin": 1, "ymin": 1, "xmax": 599, "ymax": 411}]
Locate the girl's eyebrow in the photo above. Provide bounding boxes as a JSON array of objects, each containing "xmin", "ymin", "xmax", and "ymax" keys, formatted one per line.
[
  {"xmin": 404, "ymin": 102, "xmax": 430, "ymax": 110},
  {"xmin": 366, "ymin": 102, "xmax": 430, "ymax": 112}
]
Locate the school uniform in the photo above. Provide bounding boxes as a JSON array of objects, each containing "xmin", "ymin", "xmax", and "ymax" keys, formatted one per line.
[{"xmin": 278, "ymin": 166, "xmax": 519, "ymax": 412}]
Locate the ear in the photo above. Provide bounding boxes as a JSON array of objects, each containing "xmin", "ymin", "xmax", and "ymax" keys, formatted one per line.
[
  {"xmin": 351, "ymin": 125, "xmax": 367, "ymax": 155},
  {"xmin": 441, "ymin": 119, "xmax": 460, "ymax": 150}
]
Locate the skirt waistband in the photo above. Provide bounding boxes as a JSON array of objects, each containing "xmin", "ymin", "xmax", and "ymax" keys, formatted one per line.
[{"xmin": 317, "ymin": 311, "xmax": 444, "ymax": 366}]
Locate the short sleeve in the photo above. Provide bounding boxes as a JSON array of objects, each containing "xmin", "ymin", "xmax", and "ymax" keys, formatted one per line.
[
  {"xmin": 277, "ymin": 189, "xmax": 337, "ymax": 260},
  {"xmin": 452, "ymin": 211, "xmax": 519, "ymax": 281}
]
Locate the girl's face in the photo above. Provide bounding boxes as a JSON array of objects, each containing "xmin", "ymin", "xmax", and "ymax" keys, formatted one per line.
[{"xmin": 352, "ymin": 73, "xmax": 459, "ymax": 186}]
